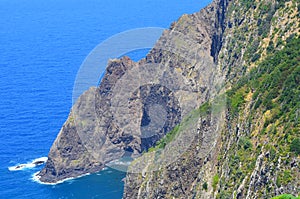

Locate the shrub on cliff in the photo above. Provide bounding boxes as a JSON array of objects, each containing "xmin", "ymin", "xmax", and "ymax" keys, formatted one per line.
[
  {"xmin": 272, "ymin": 194, "xmax": 300, "ymax": 199},
  {"xmin": 290, "ymin": 138, "xmax": 300, "ymax": 155}
]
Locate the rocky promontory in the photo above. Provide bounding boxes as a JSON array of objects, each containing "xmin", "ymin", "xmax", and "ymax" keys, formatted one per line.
[{"xmin": 37, "ymin": 2, "xmax": 219, "ymax": 181}]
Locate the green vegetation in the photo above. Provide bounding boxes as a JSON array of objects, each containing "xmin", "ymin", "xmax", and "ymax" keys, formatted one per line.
[
  {"xmin": 228, "ymin": 88, "xmax": 246, "ymax": 115},
  {"xmin": 199, "ymin": 101, "xmax": 212, "ymax": 116},
  {"xmin": 216, "ymin": 190, "xmax": 231, "ymax": 199},
  {"xmin": 148, "ymin": 100, "xmax": 213, "ymax": 152},
  {"xmin": 202, "ymin": 181, "xmax": 208, "ymax": 191},
  {"xmin": 229, "ymin": 36, "xmax": 300, "ymax": 134},
  {"xmin": 146, "ymin": 36, "xmax": 299, "ymax": 197},
  {"xmin": 212, "ymin": 174, "xmax": 219, "ymax": 191},
  {"xmin": 148, "ymin": 124, "xmax": 180, "ymax": 152},
  {"xmin": 271, "ymin": 194, "xmax": 300, "ymax": 199},
  {"xmin": 290, "ymin": 138, "xmax": 300, "ymax": 155},
  {"xmin": 238, "ymin": 137, "xmax": 253, "ymax": 150},
  {"xmin": 258, "ymin": 2, "xmax": 275, "ymax": 38},
  {"xmin": 276, "ymin": 169, "xmax": 293, "ymax": 186},
  {"xmin": 221, "ymin": 36, "xmax": 300, "ymax": 196},
  {"xmin": 142, "ymin": 1, "xmax": 299, "ymax": 198}
]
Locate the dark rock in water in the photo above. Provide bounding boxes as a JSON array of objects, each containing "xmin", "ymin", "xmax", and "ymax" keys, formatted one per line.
[
  {"xmin": 15, "ymin": 165, "xmax": 25, "ymax": 169},
  {"xmin": 33, "ymin": 161, "xmax": 45, "ymax": 165}
]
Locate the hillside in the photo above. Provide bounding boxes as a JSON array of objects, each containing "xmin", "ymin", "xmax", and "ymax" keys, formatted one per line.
[{"xmin": 123, "ymin": 0, "xmax": 300, "ymax": 198}]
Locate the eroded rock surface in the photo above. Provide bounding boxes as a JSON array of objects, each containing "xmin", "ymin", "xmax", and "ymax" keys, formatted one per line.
[{"xmin": 37, "ymin": 3, "xmax": 217, "ymax": 182}]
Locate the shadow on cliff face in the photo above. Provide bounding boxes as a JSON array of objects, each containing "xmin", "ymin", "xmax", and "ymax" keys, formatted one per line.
[{"xmin": 130, "ymin": 84, "xmax": 181, "ymax": 151}]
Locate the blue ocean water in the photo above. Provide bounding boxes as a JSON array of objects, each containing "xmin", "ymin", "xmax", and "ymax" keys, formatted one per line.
[{"xmin": 0, "ymin": 0, "xmax": 210, "ymax": 198}]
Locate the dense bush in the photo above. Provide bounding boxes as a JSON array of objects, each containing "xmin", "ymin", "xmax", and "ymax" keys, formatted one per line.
[
  {"xmin": 290, "ymin": 138, "xmax": 300, "ymax": 155},
  {"xmin": 202, "ymin": 182, "xmax": 208, "ymax": 191},
  {"xmin": 239, "ymin": 137, "xmax": 252, "ymax": 150},
  {"xmin": 212, "ymin": 174, "xmax": 219, "ymax": 191},
  {"xmin": 272, "ymin": 194, "xmax": 300, "ymax": 199}
]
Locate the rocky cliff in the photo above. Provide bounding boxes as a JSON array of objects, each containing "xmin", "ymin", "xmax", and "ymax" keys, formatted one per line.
[
  {"xmin": 38, "ymin": 0, "xmax": 299, "ymax": 198},
  {"xmin": 123, "ymin": 0, "xmax": 300, "ymax": 198},
  {"xmin": 37, "ymin": 0, "xmax": 219, "ymax": 183}
]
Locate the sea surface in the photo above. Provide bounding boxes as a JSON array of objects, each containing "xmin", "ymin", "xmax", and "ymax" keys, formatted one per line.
[{"xmin": 0, "ymin": 0, "xmax": 210, "ymax": 198}]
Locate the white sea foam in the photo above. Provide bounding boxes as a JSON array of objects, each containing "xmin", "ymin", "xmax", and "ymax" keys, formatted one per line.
[
  {"xmin": 8, "ymin": 157, "xmax": 48, "ymax": 171},
  {"xmin": 31, "ymin": 163, "xmax": 108, "ymax": 185},
  {"xmin": 33, "ymin": 166, "xmax": 111, "ymax": 185},
  {"xmin": 32, "ymin": 171, "xmax": 91, "ymax": 185},
  {"xmin": 102, "ymin": 167, "xmax": 108, "ymax": 171}
]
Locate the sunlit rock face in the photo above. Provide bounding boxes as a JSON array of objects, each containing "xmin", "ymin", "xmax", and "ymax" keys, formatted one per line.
[{"xmin": 37, "ymin": 9, "xmax": 218, "ymax": 183}]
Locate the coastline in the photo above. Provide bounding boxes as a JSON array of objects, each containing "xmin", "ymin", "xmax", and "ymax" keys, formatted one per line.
[{"xmin": 32, "ymin": 171, "xmax": 93, "ymax": 185}]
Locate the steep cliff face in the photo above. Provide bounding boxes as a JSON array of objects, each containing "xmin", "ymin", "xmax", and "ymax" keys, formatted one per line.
[
  {"xmin": 37, "ymin": 0, "xmax": 221, "ymax": 183},
  {"xmin": 123, "ymin": 0, "xmax": 300, "ymax": 198}
]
